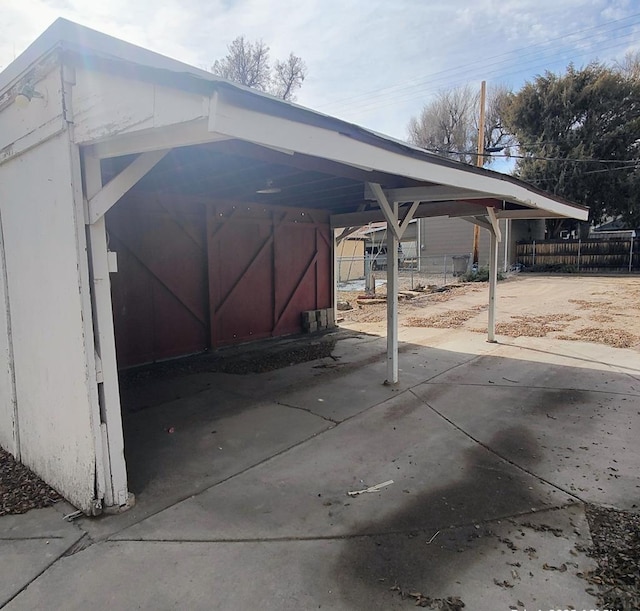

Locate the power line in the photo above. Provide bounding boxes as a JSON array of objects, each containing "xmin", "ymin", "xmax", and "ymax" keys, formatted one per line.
[
  {"xmin": 425, "ymin": 149, "xmax": 640, "ymax": 164},
  {"xmin": 322, "ymin": 13, "xmax": 640, "ymax": 113},
  {"xmin": 347, "ymin": 32, "xmax": 640, "ymax": 117},
  {"xmin": 318, "ymin": 13, "xmax": 640, "ymax": 118}
]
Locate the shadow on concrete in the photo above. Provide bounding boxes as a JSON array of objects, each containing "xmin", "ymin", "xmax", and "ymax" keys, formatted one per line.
[{"xmin": 331, "ymin": 425, "xmax": 544, "ymax": 609}]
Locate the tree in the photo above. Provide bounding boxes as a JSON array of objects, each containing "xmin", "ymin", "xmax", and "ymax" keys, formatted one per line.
[
  {"xmin": 503, "ymin": 62, "xmax": 640, "ymax": 236},
  {"xmin": 407, "ymin": 84, "xmax": 514, "ymax": 165},
  {"xmin": 212, "ymin": 36, "xmax": 306, "ymax": 101}
]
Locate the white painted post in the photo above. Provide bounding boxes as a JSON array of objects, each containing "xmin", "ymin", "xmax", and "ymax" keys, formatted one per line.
[
  {"xmin": 84, "ymin": 153, "xmax": 130, "ymax": 509},
  {"xmin": 503, "ymin": 219, "xmax": 510, "ymax": 272},
  {"xmin": 332, "ymin": 230, "xmax": 338, "ymax": 315},
  {"xmin": 629, "ymin": 235, "xmax": 634, "ymax": 273},
  {"xmin": 386, "ymin": 201, "xmax": 399, "ymax": 384},
  {"xmin": 488, "ymin": 230, "xmax": 498, "ymax": 343}
]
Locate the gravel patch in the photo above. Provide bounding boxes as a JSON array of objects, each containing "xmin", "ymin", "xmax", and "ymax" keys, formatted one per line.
[
  {"xmin": 584, "ymin": 504, "xmax": 640, "ymax": 610},
  {"xmin": 473, "ymin": 314, "xmax": 579, "ymax": 338},
  {"xmin": 557, "ymin": 327, "xmax": 640, "ymax": 349},
  {"xmin": 405, "ymin": 309, "xmax": 481, "ymax": 329},
  {"xmin": 1, "ymin": 448, "xmax": 60, "ymax": 516}
]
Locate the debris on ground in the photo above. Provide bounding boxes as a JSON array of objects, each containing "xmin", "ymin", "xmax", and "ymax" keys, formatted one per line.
[
  {"xmin": 473, "ymin": 313, "xmax": 579, "ymax": 338},
  {"xmin": 390, "ymin": 584, "xmax": 465, "ymax": 609},
  {"xmin": 347, "ymin": 479, "xmax": 394, "ymax": 496},
  {"xmin": 583, "ymin": 504, "xmax": 640, "ymax": 611},
  {"xmin": 337, "ymin": 300, "xmax": 353, "ymax": 311},
  {"xmin": 557, "ymin": 327, "xmax": 640, "ymax": 349},
  {"xmin": 405, "ymin": 309, "xmax": 481, "ymax": 329},
  {"xmin": 120, "ymin": 338, "xmax": 338, "ymax": 387},
  {"xmin": 0, "ymin": 448, "xmax": 60, "ymax": 516}
]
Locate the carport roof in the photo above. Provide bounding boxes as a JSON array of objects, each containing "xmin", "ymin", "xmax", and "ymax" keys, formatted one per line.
[{"xmin": 1, "ymin": 18, "xmax": 589, "ymax": 224}]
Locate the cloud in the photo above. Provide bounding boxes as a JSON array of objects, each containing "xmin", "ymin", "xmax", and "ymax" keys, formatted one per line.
[{"xmin": 1, "ymin": 0, "xmax": 638, "ymax": 139}]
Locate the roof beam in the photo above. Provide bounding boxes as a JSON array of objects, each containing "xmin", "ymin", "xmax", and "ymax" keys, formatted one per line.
[
  {"xmin": 461, "ymin": 216, "xmax": 493, "ymax": 232},
  {"xmin": 331, "ymin": 200, "xmax": 487, "ymax": 228},
  {"xmin": 87, "ymin": 149, "xmax": 170, "ymax": 223},
  {"xmin": 364, "ymin": 184, "xmax": 493, "ymax": 203},
  {"xmin": 495, "ymin": 209, "xmax": 565, "ymax": 219}
]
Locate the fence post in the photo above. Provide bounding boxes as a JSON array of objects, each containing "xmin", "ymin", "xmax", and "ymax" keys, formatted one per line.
[
  {"xmin": 630, "ymin": 237, "xmax": 635, "ymax": 273},
  {"xmin": 443, "ymin": 254, "xmax": 447, "ymax": 285},
  {"xmin": 532, "ymin": 240, "xmax": 536, "ymax": 266},
  {"xmin": 577, "ymin": 239, "xmax": 581, "ymax": 272}
]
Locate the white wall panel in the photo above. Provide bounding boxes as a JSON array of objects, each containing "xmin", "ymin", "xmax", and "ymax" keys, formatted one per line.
[
  {"xmin": 0, "ymin": 131, "xmax": 97, "ymax": 512},
  {"xmin": 0, "ymin": 211, "xmax": 16, "ymax": 454}
]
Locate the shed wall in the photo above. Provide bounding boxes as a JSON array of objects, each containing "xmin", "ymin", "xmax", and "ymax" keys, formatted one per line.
[
  {"xmin": 108, "ymin": 196, "xmax": 332, "ymax": 368},
  {"xmin": 0, "ymin": 213, "xmax": 16, "ymax": 453},
  {"xmin": 0, "ymin": 132, "xmax": 97, "ymax": 511}
]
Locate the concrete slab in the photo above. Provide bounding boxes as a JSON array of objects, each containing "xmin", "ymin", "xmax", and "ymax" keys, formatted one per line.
[
  {"xmin": 5, "ymin": 506, "xmax": 597, "ymax": 611},
  {"xmin": 114, "ymin": 391, "xmax": 571, "ymax": 541},
  {"xmin": 0, "ymin": 507, "xmax": 84, "ymax": 607},
  {"xmin": 412, "ymin": 345, "xmax": 640, "ymax": 509},
  {"xmin": 277, "ymin": 346, "xmax": 477, "ymax": 422},
  {"xmin": 430, "ymin": 337, "xmax": 640, "ymax": 395},
  {"xmin": 78, "ymin": 391, "xmax": 332, "ymax": 540},
  {"xmin": 0, "ymin": 506, "xmax": 82, "ymax": 540}
]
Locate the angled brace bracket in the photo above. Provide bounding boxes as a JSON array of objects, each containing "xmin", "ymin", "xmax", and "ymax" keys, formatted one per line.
[
  {"xmin": 368, "ymin": 183, "xmax": 419, "ymax": 240},
  {"xmin": 87, "ymin": 149, "xmax": 170, "ymax": 224},
  {"xmin": 486, "ymin": 206, "xmax": 502, "ymax": 242}
]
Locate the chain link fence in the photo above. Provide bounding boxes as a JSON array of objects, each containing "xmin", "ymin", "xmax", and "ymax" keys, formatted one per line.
[{"xmin": 337, "ymin": 253, "xmax": 472, "ymax": 292}]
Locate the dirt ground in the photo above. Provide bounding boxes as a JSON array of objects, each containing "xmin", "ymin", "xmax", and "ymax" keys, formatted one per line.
[{"xmin": 338, "ymin": 273, "xmax": 640, "ymax": 350}]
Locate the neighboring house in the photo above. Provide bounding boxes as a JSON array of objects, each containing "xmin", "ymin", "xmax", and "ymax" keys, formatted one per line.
[
  {"xmin": 417, "ymin": 217, "xmax": 546, "ymax": 271},
  {"xmin": 335, "ymin": 231, "xmax": 365, "ymax": 281}
]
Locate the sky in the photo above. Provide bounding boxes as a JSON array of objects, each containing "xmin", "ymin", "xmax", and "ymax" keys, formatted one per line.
[{"xmin": 2, "ymin": 0, "xmax": 639, "ymax": 148}]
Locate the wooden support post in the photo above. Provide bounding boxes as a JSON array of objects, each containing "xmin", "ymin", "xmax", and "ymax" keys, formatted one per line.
[
  {"xmin": 488, "ymin": 228, "xmax": 498, "ymax": 343},
  {"xmin": 386, "ymin": 201, "xmax": 399, "ymax": 384},
  {"xmin": 84, "ymin": 152, "xmax": 130, "ymax": 509}
]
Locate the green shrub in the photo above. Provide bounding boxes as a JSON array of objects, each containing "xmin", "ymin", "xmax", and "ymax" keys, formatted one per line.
[
  {"xmin": 524, "ymin": 263, "xmax": 578, "ymax": 273},
  {"xmin": 460, "ymin": 266, "xmax": 505, "ymax": 282}
]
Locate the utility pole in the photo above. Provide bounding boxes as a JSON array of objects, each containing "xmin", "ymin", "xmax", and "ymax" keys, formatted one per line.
[{"xmin": 472, "ymin": 80, "xmax": 486, "ymax": 266}]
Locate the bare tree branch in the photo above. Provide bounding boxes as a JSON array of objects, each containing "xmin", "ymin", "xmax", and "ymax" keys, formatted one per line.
[
  {"xmin": 272, "ymin": 53, "xmax": 307, "ymax": 101},
  {"xmin": 212, "ymin": 36, "xmax": 307, "ymax": 101},
  {"xmin": 408, "ymin": 84, "xmax": 515, "ymax": 165}
]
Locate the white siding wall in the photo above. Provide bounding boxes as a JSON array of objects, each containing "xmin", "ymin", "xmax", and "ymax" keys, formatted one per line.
[
  {"xmin": 420, "ymin": 217, "xmax": 507, "ymax": 267},
  {"xmin": 0, "ymin": 64, "xmax": 98, "ymax": 512},
  {"xmin": 0, "ymin": 212, "xmax": 16, "ymax": 454}
]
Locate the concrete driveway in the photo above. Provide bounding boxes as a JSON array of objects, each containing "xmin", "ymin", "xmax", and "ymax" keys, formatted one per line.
[{"xmin": 2, "ymin": 326, "xmax": 639, "ymax": 610}]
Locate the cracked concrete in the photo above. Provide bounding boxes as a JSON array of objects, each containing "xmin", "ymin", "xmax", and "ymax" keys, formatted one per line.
[{"xmin": 1, "ymin": 327, "xmax": 639, "ymax": 610}]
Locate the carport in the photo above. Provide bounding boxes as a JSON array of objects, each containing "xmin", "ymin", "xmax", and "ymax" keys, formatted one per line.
[{"xmin": 0, "ymin": 19, "xmax": 588, "ymax": 514}]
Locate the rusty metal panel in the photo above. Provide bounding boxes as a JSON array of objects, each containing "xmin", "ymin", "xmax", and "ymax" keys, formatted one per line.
[{"xmin": 108, "ymin": 195, "xmax": 209, "ymax": 368}]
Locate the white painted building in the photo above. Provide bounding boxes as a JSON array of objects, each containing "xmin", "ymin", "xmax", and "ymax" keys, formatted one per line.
[{"xmin": 0, "ymin": 19, "xmax": 588, "ymax": 514}]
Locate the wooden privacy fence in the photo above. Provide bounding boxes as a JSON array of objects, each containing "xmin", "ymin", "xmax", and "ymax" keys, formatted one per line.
[{"xmin": 516, "ymin": 238, "xmax": 639, "ymax": 272}]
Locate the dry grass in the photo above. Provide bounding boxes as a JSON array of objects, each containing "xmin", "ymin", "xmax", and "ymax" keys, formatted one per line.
[
  {"xmin": 557, "ymin": 327, "xmax": 640, "ymax": 349},
  {"xmin": 405, "ymin": 309, "xmax": 480, "ymax": 329},
  {"xmin": 568, "ymin": 299, "xmax": 613, "ymax": 310},
  {"xmin": 589, "ymin": 313, "xmax": 616, "ymax": 323},
  {"xmin": 475, "ymin": 313, "xmax": 580, "ymax": 338}
]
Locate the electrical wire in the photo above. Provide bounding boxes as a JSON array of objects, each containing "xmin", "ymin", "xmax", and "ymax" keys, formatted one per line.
[
  {"xmin": 319, "ymin": 13, "xmax": 640, "ymax": 113},
  {"xmin": 318, "ymin": 13, "xmax": 640, "ymax": 118},
  {"xmin": 425, "ymin": 149, "xmax": 640, "ymax": 164}
]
